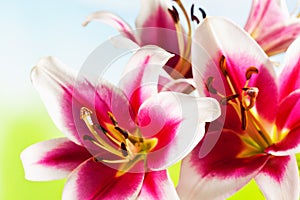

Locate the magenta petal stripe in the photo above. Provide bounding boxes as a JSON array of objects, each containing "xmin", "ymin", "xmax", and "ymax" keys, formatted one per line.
[
  {"xmin": 62, "ymin": 158, "xmax": 144, "ymax": 200},
  {"xmin": 21, "ymin": 138, "xmax": 91, "ymax": 181}
]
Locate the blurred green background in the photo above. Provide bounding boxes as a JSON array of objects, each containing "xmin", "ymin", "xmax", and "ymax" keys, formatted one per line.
[{"xmin": 2, "ymin": 0, "xmax": 296, "ymax": 199}]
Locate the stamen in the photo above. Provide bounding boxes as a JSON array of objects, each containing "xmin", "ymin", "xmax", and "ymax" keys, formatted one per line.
[
  {"xmin": 94, "ymin": 124, "xmax": 108, "ymax": 135},
  {"xmin": 199, "ymin": 7, "xmax": 206, "ymax": 19},
  {"xmin": 245, "ymin": 66, "xmax": 258, "ymax": 80},
  {"xmin": 80, "ymin": 107, "xmax": 124, "ymax": 158},
  {"xmin": 220, "ymin": 94, "xmax": 239, "ymax": 105},
  {"xmin": 99, "ymin": 158, "xmax": 129, "ymax": 164},
  {"xmin": 172, "ymin": 0, "xmax": 193, "ymax": 76},
  {"xmin": 191, "ymin": 4, "xmax": 200, "ymax": 24},
  {"xmin": 108, "ymin": 111, "xmax": 118, "ymax": 126},
  {"xmin": 121, "ymin": 142, "xmax": 128, "ymax": 157},
  {"xmin": 115, "ymin": 126, "xmax": 129, "ymax": 139},
  {"xmin": 241, "ymin": 104, "xmax": 247, "ymax": 130},
  {"xmin": 83, "ymin": 135, "xmax": 122, "ymax": 157},
  {"xmin": 206, "ymin": 77, "xmax": 218, "ymax": 94},
  {"xmin": 168, "ymin": 6, "xmax": 180, "ymax": 23},
  {"xmin": 219, "ymin": 55, "xmax": 239, "ymax": 98},
  {"xmin": 219, "ymin": 55, "xmax": 228, "ymax": 76}
]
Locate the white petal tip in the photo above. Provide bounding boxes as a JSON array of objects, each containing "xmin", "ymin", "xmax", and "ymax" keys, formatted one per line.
[{"xmin": 198, "ymin": 97, "xmax": 221, "ymax": 122}]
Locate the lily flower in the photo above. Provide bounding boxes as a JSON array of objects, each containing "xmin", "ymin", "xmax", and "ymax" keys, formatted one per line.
[
  {"xmin": 21, "ymin": 46, "xmax": 220, "ymax": 199},
  {"xmin": 244, "ymin": 0, "xmax": 300, "ymax": 56},
  {"xmin": 82, "ymin": 0, "xmax": 207, "ymax": 78},
  {"xmin": 177, "ymin": 17, "xmax": 300, "ymax": 200}
]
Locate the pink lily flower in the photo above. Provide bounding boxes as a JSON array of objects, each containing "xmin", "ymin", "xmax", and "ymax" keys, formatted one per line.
[
  {"xmin": 82, "ymin": 0, "xmax": 206, "ymax": 78},
  {"xmin": 21, "ymin": 46, "xmax": 220, "ymax": 199},
  {"xmin": 244, "ymin": 0, "xmax": 300, "ymax": 56},
  {"xmin": 177, "ymin": 17, "xmax": 300, "ymax": 199}
]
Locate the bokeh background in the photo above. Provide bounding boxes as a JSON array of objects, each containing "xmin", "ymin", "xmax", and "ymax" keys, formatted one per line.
[{"xmin": 1, "ymin": 0, "xmax": 297, "ymax": 199}]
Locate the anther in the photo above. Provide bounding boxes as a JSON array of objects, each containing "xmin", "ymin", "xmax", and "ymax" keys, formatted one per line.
[
  {"xmin": 108, "ymin": 112, "xmax": 118, "ymax": 126},
  {"xmin": 206, "ymin": 77, "xmax": 218, "ymax": 94},
  {"xmin": 220, "ymin": 94, "xmax": 239, "ymax": 105},
  {"xmin": 93, "ymin": 157, "xmax": 100, "ymax": 162},
  {"xmin": 121, "ymin": 142, "xmax": 128, "ymax": 157},
  {"xmin": 168, "ymin": 6, "xmax": 180, "ymax": 23},
  {"xmin": 219, "ymin": 55, "xmax": 228, "ymax": 76},
  {"xmin": 95, "ymin": 124, "xmax": 109, "ymax": 135},
  {"xmin": 199, "ymin": 7, "xmax": 206, "ymax": 19},
  {"xmin": 115, "ymin": 126, "xmax": 129, "ymax": 139},
  {"xmin": 191, "ymin": 4, "xmax": 200, "ymax": 24},
  {"xmin": 83, "ymin": 134, "xmax": 95, "ymax": 142},
  {"xmin": 245, "ymin": 67, "xmax": 259, "ymax": 80}
]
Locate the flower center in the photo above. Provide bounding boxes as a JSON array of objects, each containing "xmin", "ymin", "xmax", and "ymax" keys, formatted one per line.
[
  {"xmin": 206, "ymin": 55, "xmax": 274, "ymax": 155},
  {"xmin": 80, "ymin": 107, "xmax": 157, "ymax": 176},
  {"xmin": 168, "ymin": 0, "xmax": 206, "ymax": 77}
]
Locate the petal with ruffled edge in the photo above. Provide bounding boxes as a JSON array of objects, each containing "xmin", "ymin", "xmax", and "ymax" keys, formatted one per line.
[
  {"xmin": 82, "ymin": 11, "xmax": 138, "ymax": 43},
  {"xmin": 192, "ymin": 17, "xmax": 278, "ymax": 124},
  {"xmin": 255, "ymin": 155, "xmax": 299, "ymax": 200},
  {"xmin": 279, "ymin": 37, "xmax": 300, "ymax": 100},
  {"xmin": 138, "ymin": 91, "xmax": 220, "ymax": 170},
  {"xmin": 20, "ymin": 138, "xmax": 91, "ymax": 181},
  {"xmin": 62, "ymin": 158, "xmax": 144, "ymax": 200},
  {"xmin": 118, "ymin": 45, "xmax": 173, "ymax": 115},
  {"xmin": 137, "ymin": 170, "xmax": 179, "ymax": 200},
  {"xmin": 177, "ymin": 130, "xmax": 269, "ymax": 200}
]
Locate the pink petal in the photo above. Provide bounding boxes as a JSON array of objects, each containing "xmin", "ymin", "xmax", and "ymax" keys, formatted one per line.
[
  {"xmin": 192, "ymin": 17, "xmax": 279, "ymax": 123},
  {"xmin": 82, "ymin": 11, "xmax": 138, "ymax": 43},
  {"xmin": 279, "ymin": 37, "xmax": 300, "ymax": 100},
  {"xmin": 276, "ymin": 90, "xmax": 300, "ymax": 131},
  {"xmin": 177, "ymin": 130, "xmax": 268, "ymax": 199},
  {"xmin": 31, "ymin": 57, "xmax": 82, "ymax": 144},
  {"xmin": 94, "ymin": 80, "xmax": 136, "ymax": 132},
  {"xmin": 62, "ymin": 158, "xmax": 144, "ymax": 200},
  {"xmin": 267, "ymin": 93, "xmax": 300, "ymax": 156},
  {"xmin": 267, "ymin": 126, "xmax": 300, "ymax": 156},
  {"xmin": 20, "ymin": 138, "xmax": 91, "ymax": 181},
  {"xmin": 137, "ymin": 170, "xmax": 179, "ymax": 200},
  {"xmin": 244, "ymin": 0, "xmax": 300, "ymax": 55},
  {"xmin": 138, "ymin": 92, "xmax": 220, "ymax": 170},
  {"xmin": 119, "ymin": 45, "xmax": 173, "ymax": 115},
  {"xmin": 255, "ymin": 155, "xmax": 299, "ymax": 200},
  {"xmin": 32, "ymin": 57, "xmax": 135, "ymax": 148},
  {"xmin": 256, "ymin": 23, "xmax": 300, "ymax": 55},
  {"xmin": 244, "ymin": 0, "xmax": 289, "ymax": 35},
  {"xmin": 136, "ymin": 0, "xmax": 175, "ymax": 31},
  {"xmin": 135, "ymin": 0, "xmax": 179, "ymax": 53},
  {"xmin": 73, "ymin": 80, "xmax": 138, "ymax": 157}
]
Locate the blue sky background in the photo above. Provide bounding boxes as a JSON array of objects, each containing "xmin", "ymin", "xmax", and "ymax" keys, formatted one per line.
[
  {"xmin": 1, "ymin": 0, "xmax": 298, "ymax": 199},
  {"xmin": 1, "ymin": 0, "xmax": 256, "ymax": 106}
]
